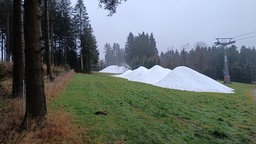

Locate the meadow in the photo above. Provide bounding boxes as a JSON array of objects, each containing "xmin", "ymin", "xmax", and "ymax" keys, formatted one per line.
[{"xmin": 50, "ymin": 73, "xmax": 256, "ymax": 143}]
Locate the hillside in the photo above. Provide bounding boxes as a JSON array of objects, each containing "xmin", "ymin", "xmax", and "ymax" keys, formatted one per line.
[{"xmin": 50, "ymin": 73, "xmax": 256, "ymax": 143}]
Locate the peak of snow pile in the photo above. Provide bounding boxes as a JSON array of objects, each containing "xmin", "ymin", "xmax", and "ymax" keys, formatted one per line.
[
  {"xmin": 135, "ymin": 65, "xmax": 171, "ymax": 84},
  {"xmin": 156, "ymin": 66, "xmax": 234, "ymax": 93},
  {"xmin": 123, "ymin": 66, "xmax": 149, "ymax": 81},
  {"xmin": 99, "ymin": 65, "xmax": 129, "ymax": 74}
]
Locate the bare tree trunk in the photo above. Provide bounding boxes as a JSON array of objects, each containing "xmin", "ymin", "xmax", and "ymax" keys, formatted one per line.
[
  {"xmin": 12, "ymin": 0, "xmax": 25, "ymax": 98},
  {"xmin": 21, "ymin": 0, "xmax": 47, "ymax": 129},
  {"xmin": 6, "ymin": 11, "xmax": 10, "ymax": 62},
  {"xmin": 1, "ymin": 31, "xmax": 4, "ymax": 61},
  {"xmin": 50, "ymin": 13, "xmax": 54, "ymax": 67}
]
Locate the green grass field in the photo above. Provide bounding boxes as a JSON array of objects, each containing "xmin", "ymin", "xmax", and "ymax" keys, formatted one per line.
[{"xmin": 50, "ymin": 73, "xmax": 256, "ymax": 143}]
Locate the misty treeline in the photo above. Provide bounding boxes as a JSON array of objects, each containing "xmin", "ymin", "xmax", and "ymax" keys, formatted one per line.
[
  {"xmin": 0, "ymin": 0, "xmax": 99, "ymax": 72},
  {"xmin": 104, "ymin": 32, "xmax": 256, "ymax": 83},
  {"xmin": 104, "ymin": 32, "xmax": 159, "ymax": 69},
  {"xmin": 104, "ymin": 43, "xmax": 125, "ymax": 66},
  {"xmin": 160, "ymin": 44, "xmax": 256, "ymax": 83}
]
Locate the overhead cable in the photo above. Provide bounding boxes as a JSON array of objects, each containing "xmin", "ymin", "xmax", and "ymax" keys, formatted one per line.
[{"xmin": 232, "ymin": 30, "xmax": 256, "ymax": 38}]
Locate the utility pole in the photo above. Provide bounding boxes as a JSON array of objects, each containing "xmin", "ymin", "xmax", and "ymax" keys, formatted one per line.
[{"xmin": 214, "ymin": 38, "xmax": 236, "ymax": 84}]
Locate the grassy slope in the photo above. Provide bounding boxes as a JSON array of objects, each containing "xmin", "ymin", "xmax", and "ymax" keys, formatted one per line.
[{"xmin": 50, "ymin": 73, "xmax": 256, "ymax": 144}]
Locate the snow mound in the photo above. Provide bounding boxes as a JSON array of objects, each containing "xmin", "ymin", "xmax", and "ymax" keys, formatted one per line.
[
  {"xmin": 123, "ymin": 66, "xmax": 149, "ymax": 81},
  {"xmin": 135, "ymin": 65, "xmax": 171, "ymax": 84},
  {"xmin": 156, "ymin": 66, "xmax": 234, "ymax": 93},
  {"xmin": 114, "ymin": 70, "xmax": 132, "ymax": 78},
  {"xmin": 99, "ymin": 65, "xmax": 129, "ymax": 74}
]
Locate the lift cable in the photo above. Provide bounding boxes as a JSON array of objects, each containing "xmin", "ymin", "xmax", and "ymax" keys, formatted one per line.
[
  {"xmin": 232, "ymin": 30, "xmax": 256, "ymax": 38},
  {"xmin": 234, "ymin": 35, "xmax": 256, "ymax": 42}
]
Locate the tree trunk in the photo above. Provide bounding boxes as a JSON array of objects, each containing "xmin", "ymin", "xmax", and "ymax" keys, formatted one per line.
[
  {"xmin": 44, "ymin": 0, "xmax": 54, "ymax": 81},
  {"xmin": 50, "ymin": 13, "xmax": 55, "ymax": 67},
  {"xmin": 12, "ymin": 0, "xmax": 25, "ymax": 98},
  {"xmin": 21, "ymin": 0, "xmax": 47, "ymax": 129},
  {"xmin": 1, "ymin": 31, "xmax": 3, "ymax": 62},
  {"xmin": 6, "ymin": 11, "xmax": 10, "ymax": 62}
]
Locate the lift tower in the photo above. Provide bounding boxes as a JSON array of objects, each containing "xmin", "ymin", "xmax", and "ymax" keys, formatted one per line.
[{"xmin": 214, "ymin": 38, "xmax": 236, "ymax": 84}]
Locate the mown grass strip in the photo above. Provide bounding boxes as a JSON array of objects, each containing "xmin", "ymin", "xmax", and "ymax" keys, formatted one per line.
[{"xmin": 50, "ymin": 73, "xmax": 256, "ymax": 143}]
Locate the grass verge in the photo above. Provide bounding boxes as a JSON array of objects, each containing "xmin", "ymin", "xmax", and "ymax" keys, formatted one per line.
[{"xmin": 0, "ymin": 70, "xmax": 87, "ymax": 144}]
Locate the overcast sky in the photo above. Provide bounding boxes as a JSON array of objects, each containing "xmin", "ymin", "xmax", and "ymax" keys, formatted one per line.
[{"xmin": 71, "ymin": 0, "xmax": 256, "ymax": 60}]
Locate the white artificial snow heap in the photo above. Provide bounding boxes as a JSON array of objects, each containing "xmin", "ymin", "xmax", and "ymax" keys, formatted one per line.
[
  {"xmin": 132, "ymin": 65, "xmax": 171, "ymax": 85},
  {"xmin": 156, "ymin": 66, "xmax": 234, "ymax": 93},
  {"xmin": 123, "ymin": 66, "xmax": 149, "ymax": 81},
  {"xmin": 114, "ymin": 65, "xmax": 234, "ymax": 93},
  {"xmin": 99, "ymin": 65, "xmax": 129, "ymax": 74}
]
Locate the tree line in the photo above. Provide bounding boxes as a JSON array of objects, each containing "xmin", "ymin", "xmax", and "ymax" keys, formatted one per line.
[
  {"xmin": 104, "ymin": 43, "xmax": 125, "ymax": 66},
  {"xmin": 103, "ymin": 32, "xmax": 159, "ymax": 69},
  {"xmin": 160, "ymin": 44, "xmax": 256, "ymax": 83}
]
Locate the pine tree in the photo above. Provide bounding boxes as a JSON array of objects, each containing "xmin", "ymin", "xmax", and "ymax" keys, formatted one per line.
[
  {"xmin": 73, "ymin": 0, "xmax": 89, "ymax": 36},
  {"xmin": 72, "ymin": 0, "xmax": 89, "ymax": 70},
  {"xmin": 80, "ymin": 25, "xmax": 99, "ymax": 73},
  {"xmin": 125, "ymin": 32, "xmax": 135, "ymax": 65}
]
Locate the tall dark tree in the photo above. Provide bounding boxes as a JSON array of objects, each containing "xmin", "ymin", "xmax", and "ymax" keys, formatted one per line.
[
  {"xmin": 12, "ymin": 0, "xmax": 25, "ymax": 98},
  {"xmin": 80, "ymin": 25, "xmax": 99, "ymax": 73},
  {"xmin": 73, "ymin": 0, "xmax": 89, "ymax": 35},
  {"xmin": 21, "ymin": 0, "xmax": 47, "ymax": 129},
  {"xmin": 125, "ymin": 32, "xmax": 134, "ymax": 64},
  {"xmin": 73, "ymin": 0, "xmax": 89, "ymax": 70}
]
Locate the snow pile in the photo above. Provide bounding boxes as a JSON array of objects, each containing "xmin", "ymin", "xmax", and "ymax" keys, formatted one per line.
[
  {"xmin": 112, "ymin": 65, "xmax": 234, "ymax": 93},
  {"xmin": 99, "ymin": 65, "xmax": 129, "ymax": 74},
  {"xmin": 156, "ymin": 66, "xmax": 234, "ymax": 93},
  {"xmin": 135, "ymin": 65, "xmax": 171, "ymax": 84},
  {"xmin": 123, "ymin": 66, "xmax": 149, "ymax": 81}
]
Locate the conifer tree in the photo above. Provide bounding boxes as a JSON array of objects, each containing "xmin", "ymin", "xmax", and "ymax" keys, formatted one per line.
[{"xmin": 80, "ymin": 25, "xmax": 99, "ymax": 73}]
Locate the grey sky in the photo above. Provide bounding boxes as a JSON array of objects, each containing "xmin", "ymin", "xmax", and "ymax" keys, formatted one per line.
[{"xmin": 71, "ymin": 0, "xmax": 256, "ymax": 60}]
